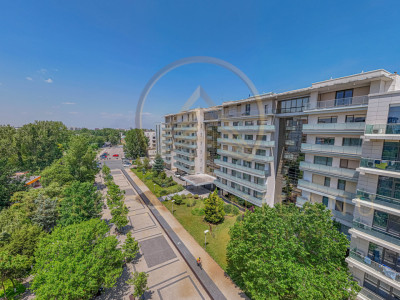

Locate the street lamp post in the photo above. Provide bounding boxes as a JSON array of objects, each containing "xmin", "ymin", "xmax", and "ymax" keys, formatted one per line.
[
  {"xmin": 204, "ymin": 230, "xmax": 209, "ymax": 248},
  {"xmin": 171, "ymin": 200, "xmax": 175, "ymax": 214}
]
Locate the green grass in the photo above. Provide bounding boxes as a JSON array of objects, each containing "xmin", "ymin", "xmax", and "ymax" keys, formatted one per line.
[
  {"xmin": 163, "ymin": 197, "xmax": 237, "ymax": 270},
  {"xmin": 132, "ymin": 169, "xmax": 184, "ymax": 197}
]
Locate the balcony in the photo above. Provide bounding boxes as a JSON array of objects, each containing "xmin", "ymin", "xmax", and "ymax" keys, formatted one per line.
[
  {"xmin": 352, "ymin": 220, "xmax": 400, "ymax": 246},
  {"xmin": 164, "ymin": 140, "xmax": 173, "ymax": 144},
  {"xmin": 297, "ymin": 179, "xmax": 356, "ymax": 200},
  {"xmin": 173, "ymin": 156, "xmax": 195, "ymax": 166},
  {"xmin": 296, "ymin": 196, "xmax": 308, "ymax": 207},
  {"xmin": 162, "ymin": 133, "xmax": 172, "ymax": 138},
  {"xmin": 174, "ymin": 135, "xmax": 197, "ymax": 140},
  {"xmin": 331, "ymin": 210, "xmax": 354, "ymax": 223},
  {"xmin": 365, "ymin": 124, "xmax": 400, "ymax": 137},
  {"xmin": 359, "ymin": 158, "xmax": 400, "ymax": 178},
  {"xmin": 217, "ymin": 149, "xmax": 273, "ymax": 163},
  {"xmin": 304, "ymin": 95, "xmax": 369, "ymax": 112},
  {"xmin": 174, "ymin": 149, "xmax": 194, "ymax": 157},
  {"xmin": 355, "ymin": 190, "xmax": 400, "ymax": 211},
  {"xmin": 218, "ymin": 125, "xmax": 275, "ymax": 132},
  {"xmin": 358, "ymin": 288, "xmax": 385, "ymax": 300},
  {"xmin": 299, "ymin": 161, "xmax": 359, "ymax": 181},
  {"xmin": 175, "ymin": 126, "xmax": 197, "ymax": 132},
  {"xmin": 301, "ymin": 143, "xmax": 362, "ymax": 158},
  {"xmin": 214, "ymin": 180, "xmax": 263, "ymax": 206},
  {"xmin": 173, "ymin": 163, "xmax": 195, "ymax": 174},
  {"xmin": 214, "ymin": 159, "xmax": 268, "ymax": 177},
  {"xmin": 347, "ymin": 249, "xmax": 400, "ymax": 283},
  {"xmin": 217, "ymin": 138, "xmax": 275, "ymax": 148},
  {"xmin": 302, "ymin": 122, "xmax": 365, "ymax": 135},
  {"xmin": 174, "ymin": 142, "xmax": 197, "ymax": 149},
  {"xmin": 214, "ymin": 170, "xmax": 267, "ymax": 192},
  {"xmin": 220, "ymin": 109, "xmax": 274, "ymax": 119}
]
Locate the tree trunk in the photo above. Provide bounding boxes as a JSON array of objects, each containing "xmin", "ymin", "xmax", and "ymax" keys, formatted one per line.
[
  {"xmin": 1, "ymin": 280, "xmax": 7, "ymax": 300},
  {"xmin": 10, "ymin": 278, "xmax": 16, "ymax": 293}
]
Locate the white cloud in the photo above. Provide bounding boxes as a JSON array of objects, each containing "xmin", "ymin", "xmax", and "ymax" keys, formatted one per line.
[
  {"xmin": 44, "ymin": 78, "xmax": 53, "ymax": 83},
  {"xmin": 26, "ymin": 77, "xmax": 33, "ymax": 81},
  {"xmin": 38, "ymin": 68, "xmax": 47, "ymax": 74},
  {"xmin": 62, "ymin": 102, "xmax": 76, "ymax": 105}
]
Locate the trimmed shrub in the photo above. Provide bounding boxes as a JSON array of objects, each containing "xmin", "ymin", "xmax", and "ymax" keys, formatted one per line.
[
  {"xmin": 236, "ymin": 214, "xmax": 244, "ymax": 222},
  {"xmin": 232, "ymin": 205, "xmax": 240, "ymax": 215},
  {"xmin": 224, "ymin": 204, "xmax": 232, "ymax": 214},
  {"xmin": 194, "ymin": 194, "xmax": 199, "ymax": 199}
]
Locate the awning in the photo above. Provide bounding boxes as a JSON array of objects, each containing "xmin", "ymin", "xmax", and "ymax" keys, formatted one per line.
[{"xmin": 182, "ymin": 174, "xmax": 216, "ymax": 186}]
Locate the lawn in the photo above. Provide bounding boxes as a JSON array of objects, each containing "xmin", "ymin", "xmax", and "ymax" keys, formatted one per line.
[
  {"xmin": 132, "ymin": 169, "xmax": 184, "ymax": 197},
  {"xmin": 163, "ymin": 195, "xmax": 238, "ymax": 270}
]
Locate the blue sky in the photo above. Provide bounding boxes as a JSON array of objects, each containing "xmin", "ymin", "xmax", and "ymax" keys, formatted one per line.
[{"xmin": 1, "ymin": 0, "xmax": 400, "ymax": 129}]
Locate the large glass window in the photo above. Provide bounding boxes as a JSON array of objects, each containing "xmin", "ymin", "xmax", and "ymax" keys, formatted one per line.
[
  {"xmin": 342, "ymin": 138, "xmax": 362, "ymax": 146},
  {"xmin": 335, "ymin": 89, "xmax": 353, "ymax": 106},
  {"xmin": 337, "ymin": 179, "xmax": 346, "ymax": 191},
  {"xmin": 255, "ymin": 163, "xmax": 265, "ymax": 170},
  {"xmin": 278, "ymin": 97, "xmax": 309, "ymax": 113},
  {"xmin": 316, "ymin": 137, "xmax": 335, "ymax": 145},
  {"xmin": 324, "ymin": 177, "xmax": 331, "ymax": 187},
  {"xmin": 377, "ymin": 176, "xmax": 400, "ymax": 201},
  {"xmin": 388, "ymin": 105, "xmax": 400, "ymax": 124},
  {"xmin": 318, "ymin": 116, "xmax": 337, "ymax": 124},
  {"xmin": 245, "ymin": 135, "xmax": 253, "ymax": 140},
  {"xmin": 345, "ymin": 115, "xmax": 366, "ymax": 123},
  {"xmin": 314, "ymin": 156, "xmax": 333, "ymax": 166},
  {"xmin": 243, "ymin": 160, "xmax": 251, "ymax": 168},
  {"xmin": 245, "ymin": 104, "xmax": 251, "ymax": 115},
  {"xmin": 256, "ymin": 149, "xmax": 266, "ymax": 156},
  {"xmin": 335, "ymin": 200, "xmax": 344, "ymax": 212},
  {"xmin": 322, "ymin": 196, "xmax": 329, "ymax": 207},
  {"xmin": 382, "ymin": 141, "xmax": 400, "ymax": 161}
]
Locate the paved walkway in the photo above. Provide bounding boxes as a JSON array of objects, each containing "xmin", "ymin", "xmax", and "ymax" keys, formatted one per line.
[{"xmin": 124, "ymin": 168, "xmax": 247, "ymax": 300}]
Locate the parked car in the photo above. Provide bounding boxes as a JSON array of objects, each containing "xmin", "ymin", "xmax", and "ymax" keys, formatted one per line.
[{"xmin": 113, "ymin": 154, "xmax": 119, "ymax": 157}]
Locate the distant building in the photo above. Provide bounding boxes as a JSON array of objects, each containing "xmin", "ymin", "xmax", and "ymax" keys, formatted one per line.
[{"xmin": 144, "ymin": 130, "xmax": 157, "ymax": 159}]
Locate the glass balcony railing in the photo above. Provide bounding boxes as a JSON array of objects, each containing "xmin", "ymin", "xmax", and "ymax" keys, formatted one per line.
[
  {"xmin": 352, "ymin": 220, "xmax": 400, "ymax": 246},
  {"xmin": 174, "ymin": 142, "xmax": 197, "ymax": 149},
  {"xmin": 365, "ymin": 124, "xmax": 400, "ymax": 135},
  {"xmin": 174, "ymin": 149, "xmax": 194, "ymax": 157},
  {"xmin": 162, "ymin": 133, "xmax": 172, "ymax": 137},
  {"xmin": 360, "ymin": 158, "xmax": 400, "ymax": 173},
  {"xmin": 348, "ymin": 249, "xmax": 400, "ymax": 282},
  {"xmin": 221, "ymin": 109, "xmax": 274, "ymax": 118},
  {"xmin": 174, "ymin": 135, "xmax": 197, "ymax": 140},
  {"xmin": 214, "ymin": 170, "xmax": 267, "ymax": 192},
  {"xmin": 217, "ymin": 138, "xmax": 275, "ymax": 148},
  {"xmin": 214, "ymin": 159, "xmax": 268, "ymax": 177},
  {"xmin": 305, "ymin": 95, "xmax": 369, "ymax": 111},
  {"xmin": 214, "ymin": 180, "xmax": 263, "ymax": 205},
  {"xmin": 173, "ymin": 162, "xmax": 195, "ymax": 174},
  {"xmin": 331, "ymin": 210, "xmax": 354, "ymax": 223},
  {"xmin": 217, "ymin": 149, "xmax": 273, "ymax": 163},
  {"xmin": 356, "ymin": 190, "xmax": 400, "ymax": 210},
  {"xmin": 296, "ymin": 196, "xmax": 308, "ymax": 207},
  {"xmin": 302, "ymin": 122, "xmax": 365, "ymax": 133},
  {"xmin": 218, "ymin": 125, "xmax": 275, "ymax": 132},
  {"xmin": 359, "ymin": 288, "xmax": 385, "ymax": 300},
  {"xmin": 297, "ymin": 179, "xmax": 356, "ymax": 200},
  {"xmin": 173, "ymin": 156, "xmax": 195, "ymax": 166},
  {"xmin": 299, "ymin": 161, "xmax": 359, "ymax": 180},
  {"xmin": 175, "ymin": 126, "xmax": 197, "ymax": 131},
  {"xmin": 301, "ymin": 143, "xmax": 362, "ymax": 157}
]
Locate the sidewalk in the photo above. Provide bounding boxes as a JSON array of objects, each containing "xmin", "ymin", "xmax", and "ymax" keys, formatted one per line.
[{"xmin": 124, "ymin": 168, "xmax": 248, "ymax": 300}]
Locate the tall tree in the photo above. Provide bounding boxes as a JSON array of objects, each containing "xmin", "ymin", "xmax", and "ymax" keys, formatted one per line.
[
  {"xmin": 31, "ymin": 194, "xmax": 58, "ymax": 232},
  {"xmin": 31, "ymin": 219, "xmax": 124, "ymax": 299},
  {"xmin": 59, "ymin": 181, "xmax": 102, "ymax": 226},
  {"xmin": 124, "ymin": 129, "xmax": 147, "ymax": 159},
  {"xmin": 0, "ymin": 251, "xmax": 31, "ymax": 296},
  {"xmin": 126, "ymin": 271, "xmax": 149, "ymax": 299},
  {"xmin": 152, "ymin": 154, "xmax": 164, "ymax": 174},
  {"xmin": 226, "ymin": 203, "xmax": 360, "ymax": 300},
  {"xmin": 40, "ymin": 159, "xmax": 74, "ymax": 188},
  {"xmin": 14, "ymin": 121, "xmax": 69, "ymax": 172},
  {"xmin": 0, "ymin": 125, "xmax": 17, "ymax": 165},
  {"xmin": 64, "ymin": 135, "xmax": 97, "ymax": 182},
  {"xmin": 204, "ymin": 190, "xmax": 225, "ymax": 224},
  {"xmin": 122, "ymin": 232, "xmax": 140, "ymax": 263},
  {"xmin": 0, "ymin": 159, "xmax": 27, "ymax": 210}
]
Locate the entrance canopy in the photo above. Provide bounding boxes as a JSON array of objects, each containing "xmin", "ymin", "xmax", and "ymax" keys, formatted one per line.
[{"xmin": 182, "ymin": 174, "xmax": 216, "ymax": 186}]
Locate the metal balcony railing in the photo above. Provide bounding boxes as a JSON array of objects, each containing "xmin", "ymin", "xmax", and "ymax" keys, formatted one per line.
[
  {"xmin": 299, "ymin": 161, "xmax": 359, "ymax": 180},
  {"xmin": 356, "ymin": 190, "xmax": 400, "ymax": 209},
  {"xmin": 305, "ymin": 95, "xmax": 369, "ymax": 110},
  {"xmin": 352, "ymin": 220, "xmax": 400, "ymax": 246}
]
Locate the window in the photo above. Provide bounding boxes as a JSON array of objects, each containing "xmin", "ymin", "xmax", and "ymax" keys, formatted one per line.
[
  {"xmin": 233, "ymin": 121, "xmax": 239, "ymax": 126},
  {"xmin": 243, "ymin": 160, "xmax": 251, "ymax": 168},
  {"xmin": 242, "ymin": 187, "xmax": 251, "ymax": 195},
  {"xmin": 335, "ymin": 200, "xmax": 344, "ymax": 212},
  {"xmin": 264, "ymin": 105, "xmax": 269, "ymax": 114},
  {"xmin": 245, "ymin": 121, "xmax": 253, "ymax": 126},
  {"xmin": 222, "ymin": 145, "xmax": 228, "ymax": 150},
  {"xmin": 222, "ymin": 156, "xmax": 228, "ymax": 162},
  {"xmin": 364, "ymin": 269, "xmax": 400, "ymax": 298},
  {"xmin": 340, "ymin": 159, "xmax": 348, "ymax": 168},
  {"xmin": 254, "ymin": 177, "xmax": 264, "ymax": 184},
  {"xmin": 257, "ymin": 119, "xmax": 269, "ymax": 125},
  {"xmin": 232, "ymin": 134, "xmax": 239, "ymax": 139},
  {"xmin": 315, "ymin": 137, "xmax": 335, "ymax": 145},
  {"xmin": 222, "ymin": 167, "xmax": 228, "ymax": 174},
  {"xmin": 322, "ymin": 196, "xmax": 329, "ymax": 207},
  {"xmin": 314, "ymin": 156, "xmax": 333, "ymax": 166},
  {"xmin": 342, "ymin": 138, "xmax": 362, "ymax": 146},
  {"xmin": 337, "ymin": 179, "xmax": 346, "ymax": 190},
  {"xmin": 388, "ymin": 105, "xmax": 400, "ymax": 124},
  {"xmin": 245, "ymin": 135, "xmax": 253, "ymax": 140},
  {"xmin": 255, "ymin": 163, "xmax": 265, "ymax": 170},
  {"xmin": 346, "ymin": 115, "xmax": 366, "ymax": 123},
  {"xmin": 256, "ymin": 149, "xmax": 266, "ymax": 156},
  {"xmin": 278, "ymin": 97, "xmax": 309, "ymax": 113},
  {"xmin": 256, "ymin": 135, "xmax": 267, "ymax": 141},
  {"xmin": 245, "ymin": 104, "xmax": 251, "ymax": 115},
  {"xmin": 243, "ymin": 173, "xmax": 251, "ymax": 182},
  {"xmin": 318, "ymin": 116, "xmax": 337, "ymax": 124},
  {"xmin": 232, "ymin": 158, "xmax": 238, "ymax": 165},
  {"xmin": 335, "ymin": 89, "xmax": 353, "ymax": 106},
  {"xmin": 324, "ymin": 177, "xmax": 331, "ymax": 187},
  {"xmin": 254, "ymin": 191, "xmax": 263, "ymax": 199},
  {"xmin": 382, "ymin": 141, "xmax": 400, "ymax": 161},
  {"xmin": 223, "ymin": 134, "xmax": 228, "ymax": 138},
  {"xmin": 244, "ymin": 148, "xmax": 252, "ymax": 154},
  {"xmin": 377, "ymin": 176, "xmax": 400, "ymax": 201}
]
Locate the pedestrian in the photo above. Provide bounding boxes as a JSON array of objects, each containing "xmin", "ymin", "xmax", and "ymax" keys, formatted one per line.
[{"xmin": 197, "ymin": 257, "xmax": 202, "ymax": 269}]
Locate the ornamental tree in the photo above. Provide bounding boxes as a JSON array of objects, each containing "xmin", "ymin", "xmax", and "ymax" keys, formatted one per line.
[
  {"xmin": 31, "ymin": 219, "xmax": 124, "ymax": 299},
  {"xmin": 152, "ymin": 154, "xmax": 164, "ymax": 174},
  {"xmin": 122, "ymin": 232, "xmax": 140, "ymax": 262},
  {"xmin": 204, "ymin": 190, "xmax": 225, "ymax": 224},
  {"xmin": 226, "ymin": 203, "xmax": 360, "ymax": 300},
  {"xmin": 126, "ymin": 271, "xmax": 148, "ymax": 299}
]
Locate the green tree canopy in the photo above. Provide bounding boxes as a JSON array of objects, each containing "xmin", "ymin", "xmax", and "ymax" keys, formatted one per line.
[
  {"xmin": 204, "ymin": 190, "xmax": 225, "ymax": 224},
  {"xmin": 59, "ymin": 181, "xmax": 102, "ymax": 226},
  {"xmin": 226, "ymin": 203, "xmax": 359, "ymax": 300},
  {"xmin": 14, "ymin": 121, "xmax": 69, "ymax": 172},
  {"xmin": 31, "ymin": 219, "xmax": 124, "ymax": 300},
  {"xmin": 124, "ymin": 129, "xmax": 147, "ymax": 159},
  {"xmin": 40, "ymin": 158, "xmax": 74, "ymax": 188},
  {"xmin": 0, "ymin": 250, "xmax": 31, "ymax": 296},
  {"xmin": 122, "ymin": 232, "xmax": 140, "ymax": 262},
  {"xmin": 126, "ymin": 271, "xmax": 149, "ymax": 299},
  {"xmin": 31, "ymin": 194, "xmax": 58, "ymax": 232},
  {"xmin": 0, "ymin": 159, "xmax": 27, "ymax": 210},
  {"xmin": 64, "ymin": 135, "xmax": 97, "ymax": 182}
]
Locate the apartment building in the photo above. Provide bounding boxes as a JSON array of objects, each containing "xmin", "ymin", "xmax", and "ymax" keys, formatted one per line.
[
  {"xmin": 144, "ymin": 130, "xmax": 157, "ymax": 159},
  {"xmin": 155, "ymin": 123, "xmax": 163, "ymax": 154}
]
